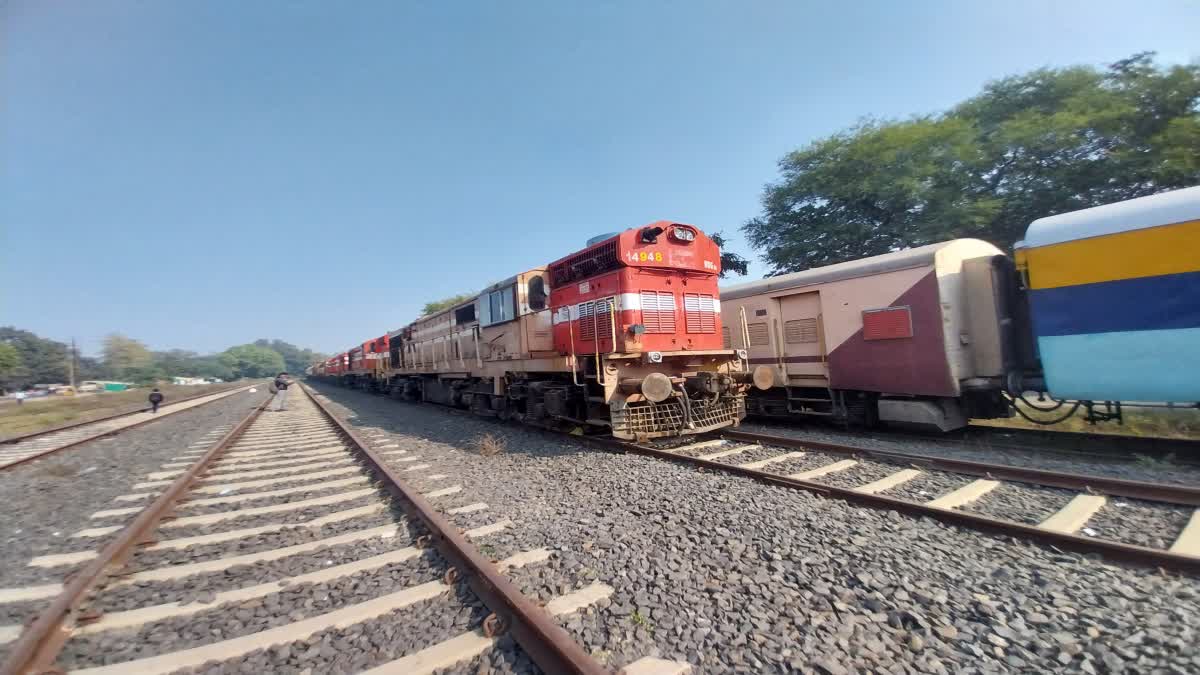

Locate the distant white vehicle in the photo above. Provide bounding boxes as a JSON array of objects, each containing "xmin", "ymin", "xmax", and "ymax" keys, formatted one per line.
[{"xmin": 172, "ymin": 377, "xmax": 209, "ymax": 386}]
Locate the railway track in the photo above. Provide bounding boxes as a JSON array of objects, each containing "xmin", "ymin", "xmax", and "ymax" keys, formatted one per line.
[
  {"xmin": 0, "ymin": 385, "xmax": 699, "ymax": 674},
  {"xmin": 595, "ymin": 429, "xmax": 1200, "ymax": 574},
  {"xmin": 312, "ymin": 382, "xmax": 1200, "ymax": 574},
  {"xmin": 0, "ymin": 385, "xmax": 259, "ymax": 471},
  {"xmin": 882, "ymin": 420, "xmax": 1200, "ymax": 466}
]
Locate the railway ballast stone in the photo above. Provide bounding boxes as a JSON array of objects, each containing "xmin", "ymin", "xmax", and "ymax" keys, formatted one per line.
[{"xmin": 310, "ymin": 384, "xmax": 1200, "ymax": 674}]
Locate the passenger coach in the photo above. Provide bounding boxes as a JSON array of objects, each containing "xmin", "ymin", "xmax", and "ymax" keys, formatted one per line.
[{"xmin": 1015, "ymin": 186, "xmax": 1200, "ymax": 404}]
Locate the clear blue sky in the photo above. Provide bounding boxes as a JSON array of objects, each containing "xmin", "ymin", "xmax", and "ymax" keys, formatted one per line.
[{"xmin": 4, "ymin": 1, "xmax": 1198, "ymax": 356}]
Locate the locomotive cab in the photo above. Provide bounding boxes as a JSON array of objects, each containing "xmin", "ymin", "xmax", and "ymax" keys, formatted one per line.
[{"xmin": 548, "ymin": 221, "xmax": 765, "ymax": 439}]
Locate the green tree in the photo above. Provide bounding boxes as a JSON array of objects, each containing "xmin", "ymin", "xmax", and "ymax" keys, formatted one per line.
[
  {"xmin": 745, "ymin": 53, "xmax": 1200, "ymax": 274},
  {"xmin": 0, "ymin": 327, "xmax": 68, "ymax": 387},
  {"xmin": 422, "ymin": 294, "xmax": 475, "ymax": 316},
  {"xmin": 219, "ymin": 344, "xmax": 286, "ymax": 379},
  {"xmin": 189, "ymin": 356, "xmax": 236, "ymax": 381},
  {"xmin": 102, "ymin": 334, "xmax": 154, "ymax": 379},
  {"xmin": 152, "ymin": 349, "xmax": 201, "ymax": 377},
  {"xmin": 709, "ymin": 231, "xmax": 750, "ymax": 278},
  {"xmin": 0, "ymin": 342, "xmax": 23, "ymax": 392},
  {"xmin": 253, "ymin": 339, "xmax": 326, "ymax": 374}
]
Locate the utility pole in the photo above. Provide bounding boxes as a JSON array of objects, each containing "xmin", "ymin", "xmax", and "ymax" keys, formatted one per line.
[{"xmin": 68, "ymin": 338, "xmax": 77, "ymax": 388}]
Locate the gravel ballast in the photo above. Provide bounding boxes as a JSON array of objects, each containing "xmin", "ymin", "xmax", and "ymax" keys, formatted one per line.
[
  {"xmin": 59, "ymin": 559, "xmax": 448, "ymax": 668},
  {"xmin": 0, "ymin": 388, "xmax": 270, "ymax": 660},
  {"xmin": 307, "ymin": 382, "xmax": 1200, "ymax": 674},
  {"xmin": 126, "ymin": 512, "xmax": 407, "ymax": 569},
  {"xmin": 94, "ymin": 531, "xmax": 424, "ymax": 612},
  {"xmin": 740, "ymin": 419, "xmax": 1200, "ymax": 486}
]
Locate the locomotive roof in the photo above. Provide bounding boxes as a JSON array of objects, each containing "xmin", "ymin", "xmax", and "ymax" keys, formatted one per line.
[
  {"xmin": 721, "ymin": 240, "xmax": 983, "ymax": 301},
  {"xmin": 1020, "ymin": 185, "xmax": 1200, "ymax": 249}
]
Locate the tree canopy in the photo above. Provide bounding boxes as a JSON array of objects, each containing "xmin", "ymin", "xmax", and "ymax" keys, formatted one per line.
[
  {"xmin": 0, "ymin": 343, "xmax": 23, "ymax": 392},
  {"xmin": 0, "ymin": 327, "xmax": 69, "ymax": 388},
  {"xmin": 744, "ymin": 53, "xmax": 1200, "ymax": 274},
  {"xmin": 0, "ymin": 327, "xmax": 320, "ymax": 388},
  {"xmin": 422, "ymin": 294, "xmax": 475, "ymax": 316},
  {"xmin": 219, "ymin": 344, "xmax": 287, "ymax": 379},
  {"xmin": 253, "ymin": 339, "xmax": 325, "ymax": 374},
  {"xmin": 102, "ymin": 334, "xmax": 154, "ymax": 379},
  {"xmin": 709, "ymin": 231, "xmax": 750, "ymax": 278}
]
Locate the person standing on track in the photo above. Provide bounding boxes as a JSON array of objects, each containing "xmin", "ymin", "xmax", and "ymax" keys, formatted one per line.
[
  {"xmin": 148, "ymin": 388, "xmax": 164, "ymax": 414},
  {"xmin": 14, "ymin": 391, "xmax": 25, "ymax": 406},
  {"xmin": 273, "ymin": 372, "xmax": 290, "ymax": 411}
]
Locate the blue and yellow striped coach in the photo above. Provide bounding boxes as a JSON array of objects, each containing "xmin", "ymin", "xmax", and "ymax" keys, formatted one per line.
[{"xmin": 1016, "ymin": 186, "xmax": 1200, "ymax": 403}]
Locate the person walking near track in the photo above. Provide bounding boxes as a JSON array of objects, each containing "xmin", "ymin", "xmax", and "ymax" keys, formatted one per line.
[
  {"xmin": 148, "ymin": 388, "xmax": 164, "ymax": 414},
  {"xmin": 272, "ymin": 372, "xmax": 290, "ymax": 411}
]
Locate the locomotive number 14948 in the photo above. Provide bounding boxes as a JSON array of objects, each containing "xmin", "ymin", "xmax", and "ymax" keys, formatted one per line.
[{"xmin": 627, "ymin": 250, "xmax": 665, "ymax": 263}]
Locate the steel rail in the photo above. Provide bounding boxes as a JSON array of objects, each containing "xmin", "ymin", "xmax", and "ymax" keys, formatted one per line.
[
  {"xmin": 0, "ymin": 382, "xmax": 260, "ymax": 446},
  {"xmin": 571, "ymin": 435, "xmax": 1200, "ymax": 575},
  {"xmin": 302, "ymin": 381, "xmax": 1200, "ymax": 574},
  {"xmin": 300, "ymin": 384, "xmax": 607, "ymax": 675},
  {"xmin": 0, "ymin": 383, "xmax": 262, "ymax": 473},
  {"xmin": 720, "ymin": 429, "xmax": 1200, "ymax": 507},
  {"xmin": 0, "ymin": 395, "xmax": 271, "ymax": 675}
]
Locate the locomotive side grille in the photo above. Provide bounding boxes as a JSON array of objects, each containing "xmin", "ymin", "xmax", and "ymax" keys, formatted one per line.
[
  {"xmin": 640, "ymin": 290, "xmax": 677, "ymax": 334},
  {"xmin": 551, "ymin": 239, "xmax": 620, "ymax": 285},
  {"xmin": 577, "ymin": 298, "xmax": 614, "ymax": 344},
  {"xmin": 578, "ymin": 301, "xmax": 595, "ymax": 340},
  {"xmin": 595, "ymin": 297, "xmax": 613, "ymax": 342},
  {"xmin": 684, "ymin": 293, "xmax": 717, "ymax": 334},
  {"xmin": 721, "ymin": 325, "xmax": 732, "ymax": 348}
]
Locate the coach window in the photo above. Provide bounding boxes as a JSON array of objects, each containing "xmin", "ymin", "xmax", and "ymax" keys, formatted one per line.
[{"xmin": 528, "ymin": 275, "xmax": 547, "ymax": 311}]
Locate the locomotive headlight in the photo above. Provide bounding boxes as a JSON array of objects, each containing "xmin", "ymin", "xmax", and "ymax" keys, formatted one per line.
[
  {"xmin": 647, "ymin": 351, "xmax": 663, "ymax": 363},
  {"xmin": 670, "ymin": 226, "xmax": 696, "ymax": 242},
  {"xmin": 736, "ymin": 349, "xmax": 748, "ymax": 360}
]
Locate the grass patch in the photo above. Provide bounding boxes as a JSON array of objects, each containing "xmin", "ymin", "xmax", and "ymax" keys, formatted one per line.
[
  {"xmin": 0, "ymin": 383, "xmax": 243, "ymax": 438},
  {"xmin": 630, "ymin": 610, "xmax": 654, "ymax": 632},
  {"xmin": 475, "ymin": 433, "xmax": 507, "ymax": 457},
  {"xmin": 977, "ymin": 401, "xmax": 1200, "ymax": 439},
  {"xmin": 476, "ymin": 543, "xmax": 497, "ymax": 558}
]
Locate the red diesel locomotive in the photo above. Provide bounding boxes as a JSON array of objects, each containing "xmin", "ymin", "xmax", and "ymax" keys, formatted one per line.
[{"xmin": 311, "ymin": 222, "xmax": 768, "ymax": 439}]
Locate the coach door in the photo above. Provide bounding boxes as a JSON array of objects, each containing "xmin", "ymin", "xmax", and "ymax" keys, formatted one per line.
[{"xmin": 777, "ymin": 291, "xmax": 827, "ymax": 383}]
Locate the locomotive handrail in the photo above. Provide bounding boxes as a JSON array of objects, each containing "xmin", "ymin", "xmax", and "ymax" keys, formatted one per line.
[
  {"xmin": 567, "ymin": 313, "xmax": 581, "ymax": 386},
  {"xmin": 609, "ymin": 297, "xmax": 618, "ymax": 358}
]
